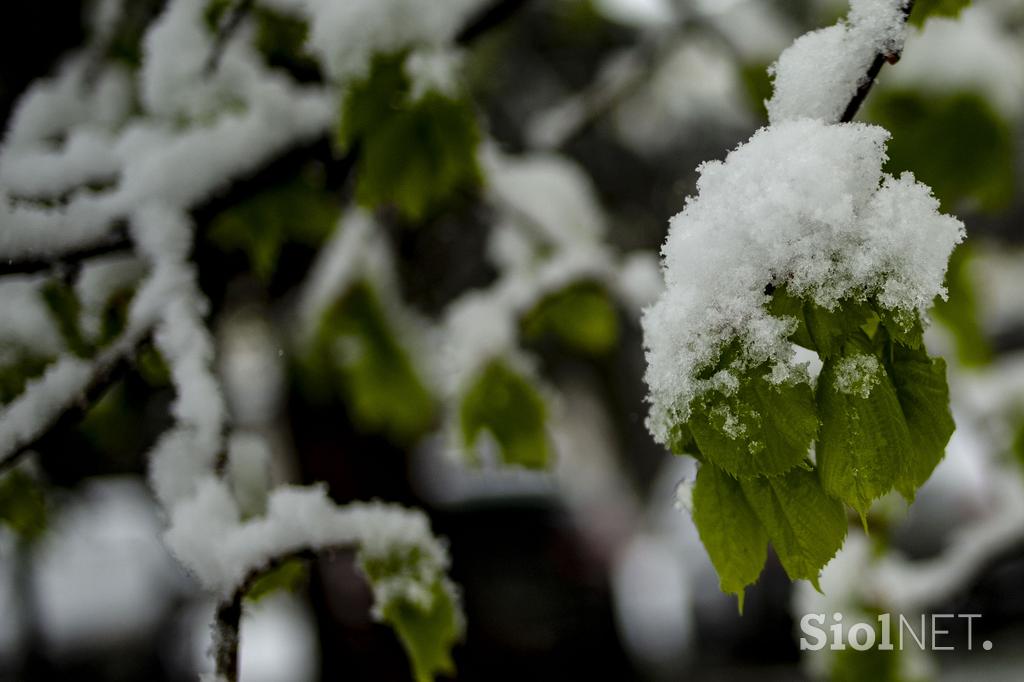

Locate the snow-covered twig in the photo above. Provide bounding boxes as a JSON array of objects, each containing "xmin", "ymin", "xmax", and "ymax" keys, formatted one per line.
[{"xmin": 840, "ymin": 0, "xmax": 916, "ymax": 122}]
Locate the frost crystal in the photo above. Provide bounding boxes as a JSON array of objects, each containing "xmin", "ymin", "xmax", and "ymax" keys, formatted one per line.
[
  {"xmin": 642, "ymin": 118, "xmax": 963, "ymax": 445},
  {"xmin": 833, "ymin": 354, "xmax": 881, "ymax": 398}
]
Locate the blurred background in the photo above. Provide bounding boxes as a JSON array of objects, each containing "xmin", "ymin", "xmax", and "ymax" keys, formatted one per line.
[{"xmin": 1, "ymin": 0, "xmax": 1023, "ymax": 680}]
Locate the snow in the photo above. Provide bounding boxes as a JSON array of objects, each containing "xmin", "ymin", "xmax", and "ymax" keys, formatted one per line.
[
  {"xmin": 405, "ymin": 48, "xmax": 464, "ymax": 101},
  {"xmin": 833, "ymin": 353, "xmax": 881, "ymax": 398},
  {"xmin": 0, "ymin": 357, "xmax": 93, "ymax": 460},
  {"xmin": 482, "ymin": 147, "xmax": 608, "ymax": 249},
  {"xmin": 767, "ymin": 0, "xmax": 910, "ymax": 124},
  {"xmin": 227, "ymin": 432, "xmax": 272, "ymax": 518},
  {"xmin": 642, "ymin": 118, "xmax": 963, "ymax": 445},
  {"xmin": 297, "ymin": 209, "xmax": 396, "ymax": 338},
  {"xmin": 164, "ymin": 479, "xmax": 454, "ymax": 608},
  {"xmin": 0, "ymin": 278, "xmax": 64, "ymax": 358},
  {"xmin": 279, "ymin": 0, "xmax": 486, "ymax": 80}
]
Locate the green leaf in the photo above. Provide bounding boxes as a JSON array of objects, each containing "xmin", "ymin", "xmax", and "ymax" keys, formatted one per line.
[
  {"xmin": 691, "ymin": 462, "xmax": 768, "ymax": 608},
  {"xmin": 739, "ymin": 467, "xmax": 847, "ymax": 589},
  {"xmin": 460, "ymin": 359, "xmax": 552, "ymax": 469},
  {"xmin": 338, "ymin": 54, "xmax": 481, "ymax": 222},
  {"xmin": 310, "ymin": 281, "xmax": 436, "ymax": 443},
  {"xmin": 887, "ymin": 342, "xmax": 954, "ymax": 500},
  {"xmin": 246, "ymin": 559, "xmax": 308, "ymax": 603},
  {"xmin": 816, "ymin": 347, "xmax": 911, "ymax": 518},
  {"xmin": 874, "ymin": 304, "xmax": 923, "ymax": 350},
  {"xmin": 0, "ymin": 470, "xmax": 47, "ymax": 542},
  {"xmin": 361, "ymin": 547, "xmax": 462, "ymax": 682},
  {"xmin": 666, "ymin": 421, "xmax": 696, "ymax": 457},
  {"xmin": 909, "ymin": 0, "xmax": 971, "ymax": 27},
  {"xmin": 378, "ymin": 579, "xmax": 460, "ymax": 682},
  {"xmin": 768, "ymin": 288, "xmax": 874, "ymax": 357},
  {"xmin": 208, "ymin": 169, "xmax": 339, "ymax": 282},
  {"xmin": 869, "ymin": 89, "xmax": 1013, "ymax": 212},
  {"xmin": 688, "ymin": 362, "xmax": 818, "ymax": 479},
  {"xmin": 521, "ymin": 281, "xmax": 619, "ymax": 355}
]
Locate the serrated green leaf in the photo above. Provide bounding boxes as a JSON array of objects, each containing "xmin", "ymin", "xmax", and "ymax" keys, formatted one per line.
[
  {"xmin": 909, "ymin": 0, "xmax": 971, "ymax": 27},
  {"xmin": 887, "ymin": 342, "xmax": 954, "ymax": 500},
  {"xmin": 0, "ymin": 470, "xmax": 47, "ymax": 542},
  {"xmin": 691, "ymin": 462, "xmax": 768, "ymax": 608},
  {"xmin": 739, "ymin": 467, "xmax": 847, "ymax": 588},
  {"xmin": 460, "ymin": 359, "xmax": 552, "ymax": 469},
  {"xmin": 521, "ymin": 281, "xmax": 619, "ymax": 355},
  {"xmin": 769, "ymin": 288, "xmax": 875, "ymax": 357},
  {"xmin": 688, "ymin": 363, "xmax": 817, "ymax": 479},
  {"xmin": 803, "ymin": 300, "xmax": 875, "ymax": 358},
  {"xmin": 311, "ymin": 281, "xmax": 435, "ymax": 443},
  {"xmin": 338, "ymin": 54, "xmax": 481, "ymax": 222},
  {"xmin": 875, "ymin": 304, "xmax": 923, "ymax": 350},
  {"xmin": 817, "ymin": 348, "xmax": 910, "ymax": 518}
]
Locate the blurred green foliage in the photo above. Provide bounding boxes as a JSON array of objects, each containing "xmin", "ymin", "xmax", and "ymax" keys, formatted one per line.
[
  {"xmin": 460, "ymin": 359, "xmax": 551, "ymax": 469},
  {"xmin": 521, "ymin": 281, "xmax": 619, "ymax": 356},
  {"xmin": 869, "ymin": 90, "xmax": 1013, "ymax": 213},
  {"xmin": 831, "ymin": 629, "xmax": 902, "ymax": 682},
  {"xmin": 362, "ymin": 547, "xmax": 461, "ymax": 682},
  {"xmin": 909, "ymin": 0, "xmax": 971, "ymax": 27},
  {"xmin": 304, "ymin": 280, "xmax": 435, "ymax": 443},
  {"xmin": 869, "ymin": 88, "xmax": 1012, "ymax": 369},
  {"xmin": 337, "ymin": 54, "xmax": 481, "ymax": 222},
  {"xmin": 0, "ymin": 469, "xmax": 47, "ymax": 541},
  {"xmin": 932, "ymin": 244, "xmax": 992, "ymax": 367},
  {"xmin": 208, "ymin": 169, "xmax": 340, "ymax": 282}
]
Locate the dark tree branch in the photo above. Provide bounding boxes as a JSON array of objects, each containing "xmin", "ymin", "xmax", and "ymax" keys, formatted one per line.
[
  {"xmin": 213, "ymin": 595, "xmax": 242, "ymax": 682},
  {"xmin": 456, "ymin": 0, "xmax": 531, "ymax": 45},
  {"xmin": 212, "ymin": 548, "xmax": 321, "ymax": 682},
  {"xmin": 205, "ymin": 0, "xmax": 256, "ymax": 75},
  {"xmin": 0, "ymin": 230, "xmax": 132, "ymax": 278},
  {"xmin": 839, "ymin": 0, "xmax": 915, "ymax": 123},
  {"xmin": 0, "ymin": 334, "xmax": 151, "ymax": 475}
]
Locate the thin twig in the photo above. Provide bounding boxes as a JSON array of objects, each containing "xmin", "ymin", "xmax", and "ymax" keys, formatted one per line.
[
  {"xmin": 0, "ymin": 333, "xmax": 151, "ymax": 475},
  {"xmin": 0, "ymin": 231, "xmax": 132, "ymax": 278},
  {"xmin": 213, "ymin": 595, "xmax": 242, "ymax": 681},
  {"xmin": 839, "ymin": 0, "xmax": 916, "ymax": 123},
  {"xmin": 456, "ymin": 0, "xmax": 531, "ymax": 45},
  {"xmin": 212, "ymin": 548, "xmax": 322, "ymax": 681},
  {"xmin": 205, "ymin": 0, "xmax": 256, "ymax": 75}
]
